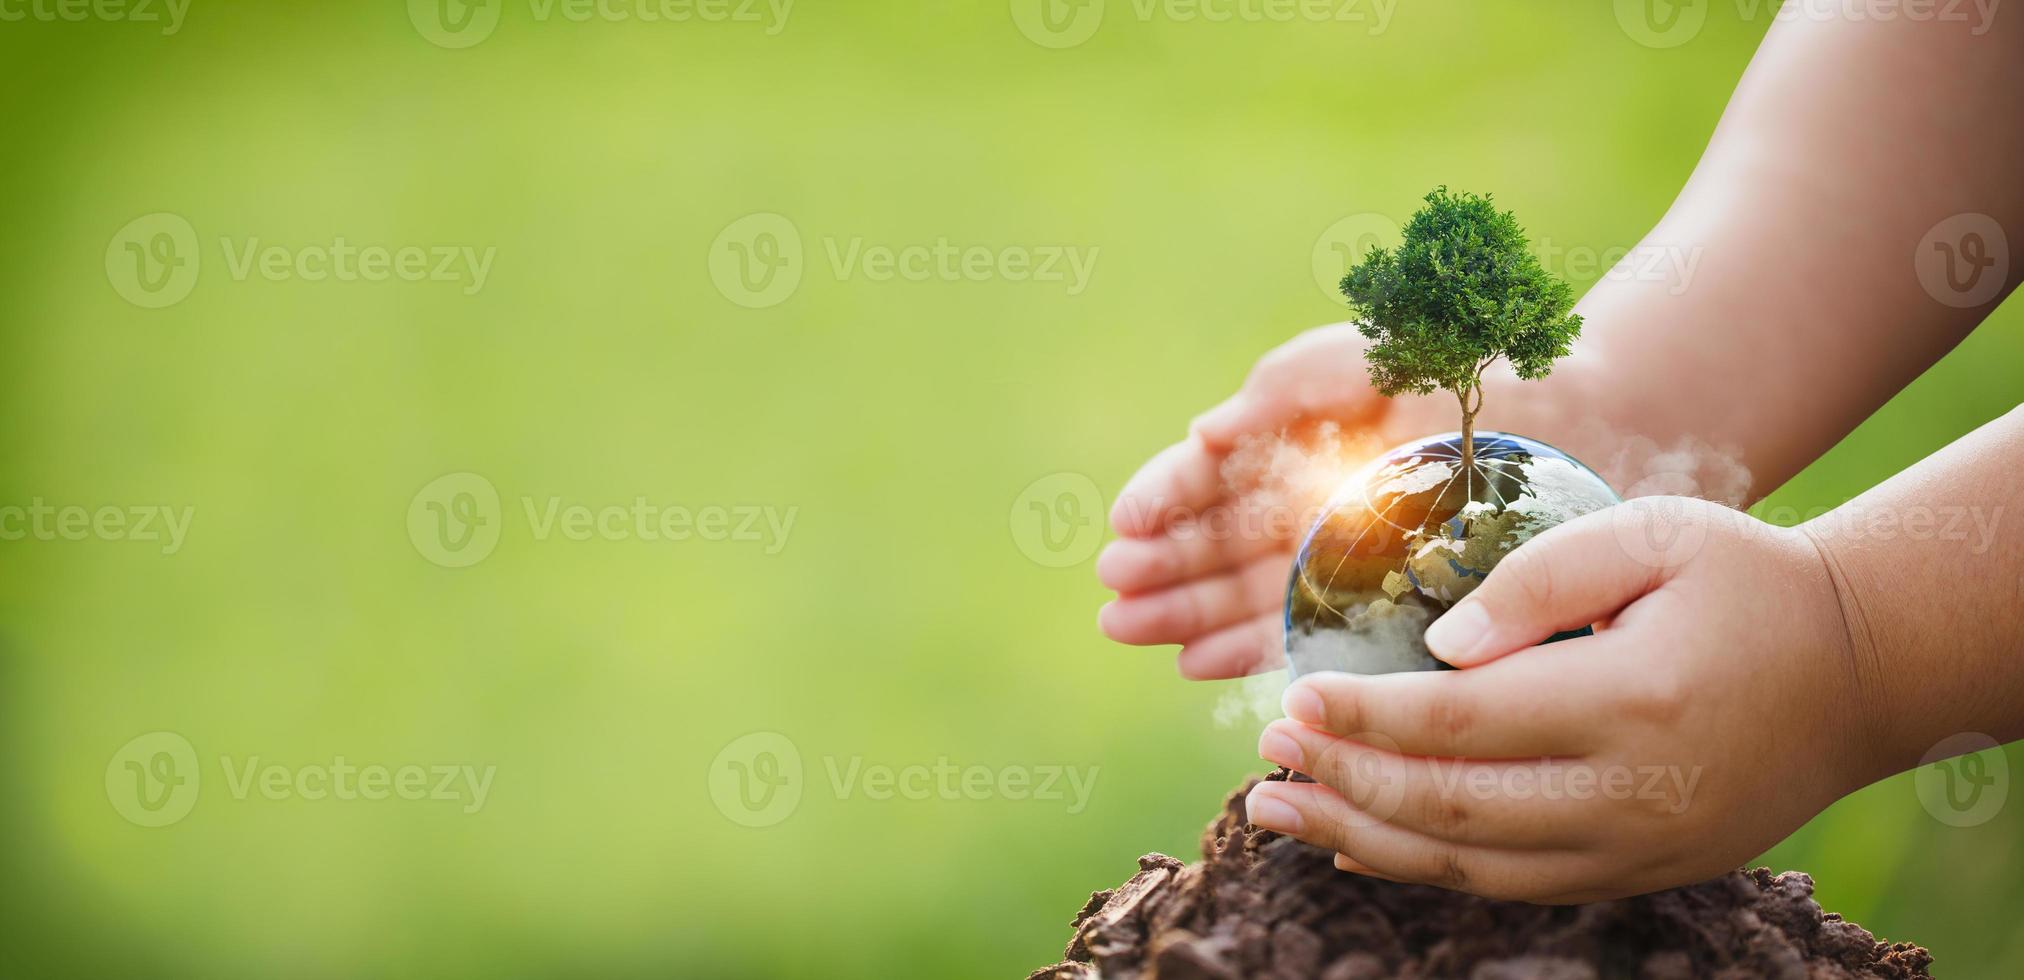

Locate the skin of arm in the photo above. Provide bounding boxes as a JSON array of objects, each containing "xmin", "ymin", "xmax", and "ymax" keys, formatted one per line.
[
  {"xmin": 1805, "ymin": 405, "xmax": 2024, "ymax": 779},
  {"xmin": 1243, "ymin": 405, "xmax": 2023, "ymax": 902},
  {"xmin": 1564, "ymin": 7, "xmax": 2024, "ymax": 491},
  {"xmin": 1097, "ymin": 12, "xmax": 2024, "ymax": 679}
]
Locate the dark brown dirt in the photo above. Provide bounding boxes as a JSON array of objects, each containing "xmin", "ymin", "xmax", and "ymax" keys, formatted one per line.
[{"xmin": 1028, "ymin": 773, "xmax": 1931, "ymax": 980}]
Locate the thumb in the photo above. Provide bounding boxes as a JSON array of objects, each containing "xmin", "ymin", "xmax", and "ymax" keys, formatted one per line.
[
  {"xmin": 1424, "ymin": 500, "xmax": 1696, "ymax": 668},
  {"xmin": 1190, "ymin": 380, "xmax": 1373, "ymax": 453},
  {"xmin": 1190, "ymin": 326, "xmax": 1383, "ymax": 451}
]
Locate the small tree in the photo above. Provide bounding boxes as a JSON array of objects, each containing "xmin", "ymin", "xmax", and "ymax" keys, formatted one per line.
[{"xmin": 1339, "ymin": 187, "xmax": 1582, "ymax": 480}]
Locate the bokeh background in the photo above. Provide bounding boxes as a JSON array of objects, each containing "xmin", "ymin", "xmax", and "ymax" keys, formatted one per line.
[{"xmin": 3, "ymin": 2, "xmax": 2021, "ymax": 977}]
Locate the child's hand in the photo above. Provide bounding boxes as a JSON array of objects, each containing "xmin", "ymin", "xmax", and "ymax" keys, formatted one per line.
[
  {"xmin": 1245, "ymin": 498, "xmax": 1875, "ymax": 903},
  {"xmin": 1097, "ymin": 325, "xmax": 1389, "ymax": 679}
]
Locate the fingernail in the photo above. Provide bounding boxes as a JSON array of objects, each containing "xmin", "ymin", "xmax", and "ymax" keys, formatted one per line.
[
  {"xmin": 1424, "ymin": 602, "xmax": 1489, "ymax": 663},
  {"xmin": 1245, "ymin": 788, "xmax": 1302, "ymax": 833},
  {"xmin": 1257, "ymin": 726, "xmax": 1302, "ymax": 769},
  {"xmin": 1282, "ymin": 681, "xmax": 1325, "ymax": 726}
]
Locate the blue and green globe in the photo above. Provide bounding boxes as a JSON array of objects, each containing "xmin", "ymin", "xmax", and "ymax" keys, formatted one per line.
[{"xmin": 1285, "ymin": 432, "xmax": 1620, "ymax": 677}]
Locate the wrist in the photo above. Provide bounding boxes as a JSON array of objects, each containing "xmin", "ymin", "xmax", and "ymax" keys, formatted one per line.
[{"xmin": 1795, "ymin": 521, "xmax": 1901, "ymax": 787}]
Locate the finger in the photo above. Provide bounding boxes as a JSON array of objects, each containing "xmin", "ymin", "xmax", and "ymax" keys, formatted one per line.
[
  {"xmin": 1177, "ymin": 612, "xmax": 1284, "ymax": 679},
  {"xmin": 1283, "ymin": 657, "xmax": 1603, "ymax": 759},
  {"xmin": 1193, "ymin": 388, "xmax": 1381, "ymax": 451},
  {"xmin": 1257, "ymin": 719, "xmax": 1591, "ymax": 849},
  {"xmin": 1192, "ymin": 328, "xmax": 1383, "ymax": 450},
  {"xmin": 1110, "ymin": 439, "xmax": 1225, "ymax": 538},
  {"xmin": 1098, "ymin": 553, "xmax": 1285, "ymax": 646},
  {"xmin": 1333, "ymin": 853, "xmax": 1410, "ymax": 883},
  {"xmin": 1095, "ymin": 517, "xmax": 1288, "ymax": 594},
  {"xmin": 1423, "ymin": 499, "xmax": 1713, "ymax": 668},
  {"xmin": 1191, "ymin": 391, "xmax": 1292, "ymax": 452},
  {"xmin": 1244, "ymin": 780, "xmax": 1577, "ymax": 901}
]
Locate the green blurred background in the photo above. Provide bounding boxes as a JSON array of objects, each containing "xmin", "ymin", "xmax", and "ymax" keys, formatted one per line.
[{"xmin": 2, "ymin": 1, "xmax": 2020, "ymax": 977}]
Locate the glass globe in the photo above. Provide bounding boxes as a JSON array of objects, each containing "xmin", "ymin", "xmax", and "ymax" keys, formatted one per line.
[{"xmin": 1284, "ymin": 431, "xmax": 1619, "ymax": 677}]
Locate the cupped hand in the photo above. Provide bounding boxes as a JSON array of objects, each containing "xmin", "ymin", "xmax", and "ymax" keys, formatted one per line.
[
  {"xmin": 1097, "ymin": 325, "xmax": 1452, "ymax": 679},
  {"xmin": 1243, "ymin": 497, "xmax": 1875, "ymax": 903}
]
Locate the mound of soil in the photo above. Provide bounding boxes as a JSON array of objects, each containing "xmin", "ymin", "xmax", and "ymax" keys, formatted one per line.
[{"xmin": 1029, "ymin": 773, "xmax": 1930, "ymax": 980}]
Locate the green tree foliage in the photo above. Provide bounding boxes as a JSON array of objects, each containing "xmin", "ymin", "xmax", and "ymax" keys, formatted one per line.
[{"xmin": 1339, "ymin": 187, "xmax": 1583, "ymax": 476}]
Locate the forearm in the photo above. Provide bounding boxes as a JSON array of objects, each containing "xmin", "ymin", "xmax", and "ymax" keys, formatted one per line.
[
  {"xmin": 1804, "ymin": 405, "xmax": 2024, "ymax": 779},
  {"xmin": 1497, "ymin": 12, "xmax": 2024, "ymax": 500}
]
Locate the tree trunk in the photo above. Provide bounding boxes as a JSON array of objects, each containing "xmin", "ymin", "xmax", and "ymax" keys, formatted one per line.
[{"xmin": 1457, "ymin": 388, "xmax": 1476, "ymax": 497}]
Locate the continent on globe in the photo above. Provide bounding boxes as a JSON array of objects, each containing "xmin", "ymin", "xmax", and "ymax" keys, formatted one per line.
[{"xmin": 1284, "ymin": 432, "xmax": 1619, "ymax": 677}]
